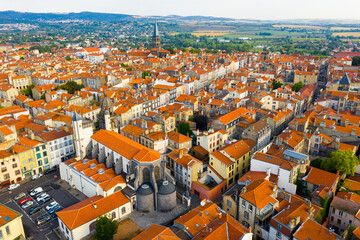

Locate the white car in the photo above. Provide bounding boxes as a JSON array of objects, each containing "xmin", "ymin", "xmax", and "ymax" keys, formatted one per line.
[
  {"xmin": 21, "ymin": 201, "xmax": 34, "ymax": 209},
  {"xmin": 8, "ymin": 184, "xmax": 20, "ymax": 191},
  {"xmin": 31, "ymin": 174, "xmax": 43, "ymax": 180},
  {"xmin": 45, "ymin": 201, "xmax": 58, "ymax": 211},
  {"xmin": 36, "ymin": 193, "xmax": 49, "ymax": 202}
]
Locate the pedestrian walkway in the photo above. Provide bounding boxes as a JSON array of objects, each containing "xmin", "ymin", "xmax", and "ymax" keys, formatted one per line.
[{"xmin": 56, "ymin": 180, "xmax": 88, "ymax": 202}]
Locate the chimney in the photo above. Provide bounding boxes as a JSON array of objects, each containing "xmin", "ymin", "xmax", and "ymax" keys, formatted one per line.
[
  {"xmin": 241, "ymin": 186, "xmax": 247, "ymax": 194},
  {"xmin": 289, "ymin": 219, "xmax": 295, "ymax": 229}
]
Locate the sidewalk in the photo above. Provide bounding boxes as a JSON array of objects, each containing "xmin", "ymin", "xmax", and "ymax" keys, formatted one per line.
[{"xmin": 56, "ymin": 180, "xmax": 88, "ymax": 202}]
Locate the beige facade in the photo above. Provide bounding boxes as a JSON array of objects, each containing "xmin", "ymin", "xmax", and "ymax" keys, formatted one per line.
[{"xmin": 0, "ymin": 204, "xmax": 25, "ymax": 240}]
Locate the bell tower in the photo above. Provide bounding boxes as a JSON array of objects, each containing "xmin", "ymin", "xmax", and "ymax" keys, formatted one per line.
[{"xmin": 152, "ymin": 19, "xmax": 160, "ymax": 50}]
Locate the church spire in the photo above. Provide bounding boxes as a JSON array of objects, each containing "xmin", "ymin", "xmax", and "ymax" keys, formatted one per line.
[{"xmin": 153, "ymin": 18, "xmax": 159, "ymax": 37}]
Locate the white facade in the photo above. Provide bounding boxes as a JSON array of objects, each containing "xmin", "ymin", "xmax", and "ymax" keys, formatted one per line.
[
  {"xmin": 59, "ymin": 161, "xmax": 126, "ymax": 197},
  {"xmin": 72, "ymin": 115, "xmax": 94, "ymax": 159},
  {"xmin": 47, "ymin": 135, "xmax": 75, "ymax": 166},
  {"xmin": 250, "ymin": 158, "xmax": 297, "ymax": 195},
  {"xmin": 58, "ymin": 201, "xmax": 131, "ymax": 240}
]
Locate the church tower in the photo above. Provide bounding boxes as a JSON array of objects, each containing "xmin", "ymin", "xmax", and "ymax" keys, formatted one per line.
[
  {"xmin": 152, "ymin": 19, "xmax": 160, "ymax": 50},
  {"xmin": 72, "ymin": 111, "xmax": 93, "ymax": 159},
  {"xmin": 99, "ymin": 91, "xmax": 118, "ymax": 132}
]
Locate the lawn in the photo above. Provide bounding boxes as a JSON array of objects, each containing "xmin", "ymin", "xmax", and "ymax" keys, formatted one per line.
[
  {"xmin": 114, "ymin": 218, "xmax": 142, "ymax": 240},
  {"xmin": 333, "ymin": 32, "xmax": 360, "ymax": 37}
]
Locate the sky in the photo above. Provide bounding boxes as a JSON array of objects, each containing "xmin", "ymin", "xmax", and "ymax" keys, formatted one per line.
[{"xmin": 2, "ymin": 0, "xmax": 360, "ymax": 20}]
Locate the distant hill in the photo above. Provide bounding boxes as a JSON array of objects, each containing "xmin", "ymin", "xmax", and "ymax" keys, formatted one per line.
[
  {"xmin": 0, "ymin": 11, "xmax": 134, "ymax": 22},
  {"xmin": 0, "ymin": 11, "xmax": 237, "ymax": 23}
]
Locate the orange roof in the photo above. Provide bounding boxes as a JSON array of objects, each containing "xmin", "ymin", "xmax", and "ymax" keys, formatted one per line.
[
  {"xmin": 91, "ymin": 130, "xmax": 161, "ymax": 163},
  {"xmin": 293, "ymin": 218, "xmax": 343, "ymax": 240},
  {"xmin": 217, "ymin": 107, "xmax": 249, "ymax": 125},
  {"xmin": 252, "ymin": 152, "xmax": 296, "ymax": 171},
  {"xmin": 133, "ymin": 224, "xmax": 180, "ymax": 240},
  {"xmin": 303, "ymin": 167, "xmax": 338, "ymax": 190},
  {"xmin": 240, "ymin": 179, "xmax": 278, "ymax": 210},
  {"xmin": 167, "ymin": 131, "xmax": 192, "ymax": 144},
  {"xmin": 57, "ymin": 191, "xmax": 129, "ymax": 230},
  {"xmin": 192, "ymin": 213, "xmax": 250, "ymax": 240},
  {"xmin": 0, "ymin": 204, "xmax": 22, "ymax": 226},
  {"xmin": 174, "ymin": 201, "xmax": 221, "ymax": 237}
]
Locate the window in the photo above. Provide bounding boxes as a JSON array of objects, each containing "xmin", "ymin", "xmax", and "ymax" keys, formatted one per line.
[
  {"xmin": 36, "ymin": 147, "xmax": 40, "ymax": 152},
  {"xmin": 5, "ymin": 226, "xmax": 10, "ymax": 235},
  {"xmin": 244, "ymin": 211, "xmax": 249, "ymax": 219},
  {"xmin": 276, "ymin": 231, "xmax": 282, "ymax": 239},
  {"xmin": 0, "ymin": 230, "xmax": 3, "ymax": 239},
  {"xmin": 1, "ymin": 167, "xmax": 6, "ymax": 173},
  {"xmin": 36, "ymin": 153, "xmax": 41, "ymax": 159},
  {"xmin": 42, "ymin": 145, "xmax": 46, "ymax": 150},
  {"xmin": 121, "ymin": 207, "xmax": 126, "ymax": 214},
  {"xmin": 43, "ymin": 152, "xmax": 47, "ymax": 157},
  {"xmin": 227, "ymin": 200, "xmax": 232, "ymax": 208},
  {"xmin": 339, "ymin": 210, "xmax": 343, "ymax": 216},
  {"xmin": 112, "ymin": 212, "xmax": 116, "ymax": 219},
  {"xmin": 337, "ymin": 219, "xmax": 341, "ymax": 225},
  {"xmin": 249, "ymin": 205, "xmax": 253, "ymax": 212},
  {"xmin": 38, "ymin": 160, "xmax": 43, "ymax": 166},
  {"xmin": 44, "ymin": 158, "xmax": 48, "ymax": 164},
  {"xmin": 242, "ymin": 200, "xmax": 246, "ymax": 208},
  {"xmin": 12, "ymin": 164, "xmax": 17, "ymax": 168},
  {"xmin": 15, "ymin": 170, "xmax": 20, "ymax": 175},
  {"xmin": 3, "ymin": 173, "xmax": 10, "ymax": 180},
  {"xmin": 349, "ymin": 220, "xmax": 353, "ymax": 224}
]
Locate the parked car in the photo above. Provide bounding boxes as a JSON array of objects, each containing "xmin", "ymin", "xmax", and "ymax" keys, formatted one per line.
[
  {"xmin": 45, "ymin": 201, "xmax": 58, "ymax": 211},
  {"xmin": 36, "ymin": 193, "xmax": 49, "ymax": 202},
  {"xmin": 21, "ymin": 201, "xmax": 34, "ymax": 209},
  {"xmin": 48, "ymin": 205, "xmax": 61, "ymax": 214},
  {"xmin": 35, "ymin": 215, "xmax": 51, "ymax": 226},
  {"xmin": 19, "ymin": 197, "xmax": 32, "ymax": 205},
  {"xmin": 31, "ymin": 174, "xmax": 43, "ymax": 180},
  {"xmin": 51, "ymin": 207, "xmax": 62, "ymax": 218},
  {"xmin": 29, "ymin": 206, "xmax": 42, "ymax": 215},
  {"xmin": 29, "ymin": 187, "xmax": 43, "ymax": 196},
  {"xmin": 44, "ymin": 168, "xmax": 56, "ymax": 174},
  {"xmin": 14, "ymin": 192, "xmax": 26, "ymax": 201},
  {"xmin": 8, "ymin": 184, "xmax": 20, "ymax": 191},
  {"xmin": 38, "ymin": 196, "xmax": 52, "ymax": 205}
]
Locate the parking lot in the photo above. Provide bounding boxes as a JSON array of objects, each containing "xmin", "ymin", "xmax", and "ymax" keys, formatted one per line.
[{"xmin": 0, "ymin": 170, "xmax": 80, "ymax": 240}]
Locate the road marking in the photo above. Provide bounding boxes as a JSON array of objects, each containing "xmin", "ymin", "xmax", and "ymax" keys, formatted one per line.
[{"xmin": 45, "ymin": 231, "xmax": 53, "ymax": 240}]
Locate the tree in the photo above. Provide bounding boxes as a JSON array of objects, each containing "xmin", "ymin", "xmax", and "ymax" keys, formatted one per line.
[
  {"xmin": 21, "ymin": 84, "xmax": 35, "ymax": 97},
  {"xmin": 310, "ymin": 158, "xmax": 322, "ymax": 169},
  {"xmin": 40, "ymin": 93, "xmax": 45, "ymax": 100},
  {"xmin": 65, "ymin": 56, "xmax": 71, "ymax": 61},
  {"xmin": 177, "ymin": 122, "xmax": 193, "ymax": 137},
  {"xmin": 142, "ymin": 71, "xmax": 150, "ymax": 79},
  {"xmin": 56, "ymin": 81, "xmax": 84, "ymax": 94},
  {"xmin": 352, "ymin": 56, "xmax": 360, "ymax": 66},
  {"xmin": 93, "ymin": 215, "xmax": 118, "ymax": 240},
  {"xmin": 292, "ymin": 82, "xmax": 304, "ymax": 92},
  {"xmin": 321, "ymin": 150, "xmax": 358, "ymax": 176},
  {"xmin": 272, "ymin": 80, "xmax": 283, "ymax": 90}
]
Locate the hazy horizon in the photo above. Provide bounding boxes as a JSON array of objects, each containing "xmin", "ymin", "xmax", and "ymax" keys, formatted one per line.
[{"xmin": 2, "ymin": 0, "xmax": 360, "ymax": 20}]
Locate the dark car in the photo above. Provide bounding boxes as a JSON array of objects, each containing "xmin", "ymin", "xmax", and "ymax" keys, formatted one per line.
[
  {"xmin": 35, "ymin": 215, "xmax": 51, "ymax": 226},
  {"xmin": 38, "ymin": 196, "xmax": 52, "ymax": 205},
  {"xmin": 49, "ymin": 205, "xmax": 61, "ymax": 214},
  {"xmin": 44, "ymin": 168, "xmax": 56, "ymax": 174},
  {"xmin": 29, "ymin": 206, "xmax": 42, "ymax": 215},
  {"xmin": 51, "ymin": 207, "xmax": 62, "ymax": 218}
]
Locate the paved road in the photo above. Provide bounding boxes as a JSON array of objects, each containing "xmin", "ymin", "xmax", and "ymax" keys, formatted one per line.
[{"xmin": 0, "ymin": 170, "xmax": 80, "ymax": 240}]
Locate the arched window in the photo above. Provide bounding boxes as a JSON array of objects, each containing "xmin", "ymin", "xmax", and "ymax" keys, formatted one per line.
[
  {"xmin": 121, "ymin": 207, "xmax": 126, "ymax": 215},
  {"xmin": 114, "ymin": 186, "xmax": 122, "ymax": 193},
  {"xmin": 89, "ymin": 222, "xmax": 95, "ymax": 232},
  {"xmin": 142, "ymin": 168, "xmax": 150, "ymax": 183},
  {"xmin": 154, "ymin": 166, "xmax": 160, "ymax": 180},
  {"xmin": 112, "ymin": 212, "xmax": 116, "ymax": 219}
]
